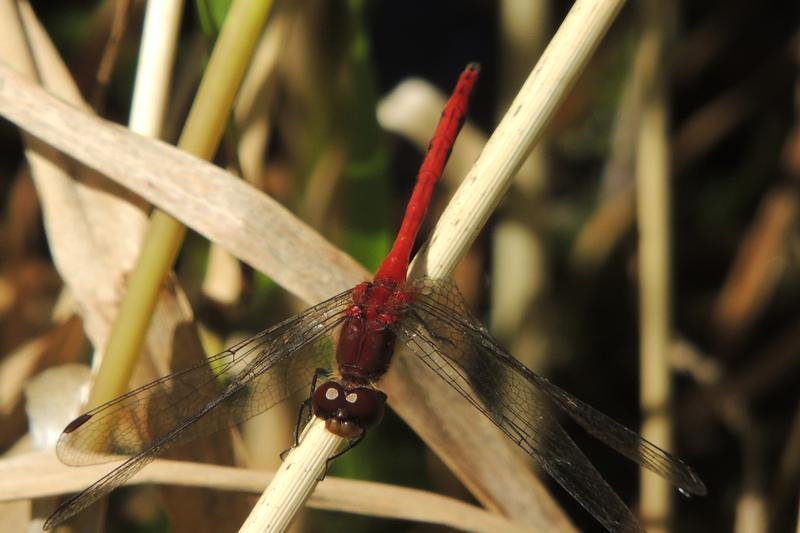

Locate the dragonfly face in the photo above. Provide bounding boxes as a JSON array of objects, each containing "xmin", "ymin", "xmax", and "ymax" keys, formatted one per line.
[{"xmin": 312, "ymin": 381, "xmax": 387, "ymax": 439}]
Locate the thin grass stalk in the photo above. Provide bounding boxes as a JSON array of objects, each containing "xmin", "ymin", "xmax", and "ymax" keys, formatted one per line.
[
  {"xmin": 203, "ymin": 9, "xmax": 290, "ymax": 307},
  {"xmin": 636, "ymin": 1, "xmax": 674, "ymax": 529},
  {"xmin": 88, "ymin": 0, "xmax": 273, "ymax": 408},
  {"xmin": 128, "ymin": 0, "xmax": 184, "ymax": 138}
]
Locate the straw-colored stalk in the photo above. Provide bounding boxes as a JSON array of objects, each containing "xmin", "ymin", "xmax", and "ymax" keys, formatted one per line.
[{"xmin": 636, "ymin": 2, "xmax": 674, "ymax": 530}]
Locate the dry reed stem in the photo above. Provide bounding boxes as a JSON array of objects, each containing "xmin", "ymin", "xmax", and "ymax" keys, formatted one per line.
[
  {"xmin": 636, "ymin": 2, "xmax": 674, "ymax": 528},
  {"xmin": 239, "ymin": 419, "xmax": 342, "ymax": 533},
  {"xmin": 0, "ymin": 451, "xmax": 527, "ymax": 533},
  {"xmin": 128, "ymin": 0, "xmax": 184, "ymax": 137}
]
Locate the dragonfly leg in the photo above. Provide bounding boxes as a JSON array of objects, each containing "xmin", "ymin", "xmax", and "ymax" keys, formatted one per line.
[
  {"xmin": 281, "ymin": 368, "xmax": 330, "ymax": 460},
  {"xmin": 317, "ymin": 432, "xmax": 366, "ymax": 481},
  {"xmin": 280, "ymin": 405, "xmax": 308, "ymax": 461}
]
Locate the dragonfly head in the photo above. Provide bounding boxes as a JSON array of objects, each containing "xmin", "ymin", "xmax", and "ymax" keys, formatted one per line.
[{"xmin": 312, "ymin": 381, "xmax": 386, "ymax": 439}]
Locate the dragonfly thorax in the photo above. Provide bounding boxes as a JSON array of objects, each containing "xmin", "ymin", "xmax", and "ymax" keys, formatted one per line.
[
  {"xmin": 312, "ymin": 381, "xmax": 386, "ymax": 439},
  {"xmin": 335, "ymin": 281, "xmax": 408, "ymax": 383}
]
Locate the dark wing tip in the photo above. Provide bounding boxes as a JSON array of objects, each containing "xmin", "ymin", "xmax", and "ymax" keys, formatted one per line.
[
  {"xmin": 43, "ymin": 504, "xmax": 72, "ymax": 530},
  {"xmin": 683, "ymin": 469, "xmax": 708, "ymax": 497},
  {"xmin": 63, "ymin": 413, "xmax": 92, "ymax": 434}
]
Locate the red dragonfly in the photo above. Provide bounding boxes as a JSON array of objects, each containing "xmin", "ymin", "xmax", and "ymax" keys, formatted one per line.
[{"xmin": 46, "ymin": 64, "xmax": 705, "ymax": 532}]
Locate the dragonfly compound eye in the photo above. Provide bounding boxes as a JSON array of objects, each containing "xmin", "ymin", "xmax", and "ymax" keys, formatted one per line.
[
  {"xmin": 312, "ymin": 381, "xmax": 346, "ymax": 419},
  {"xmin": 344, "ymin": 387, "xmax": 385, "ymax": 429}
]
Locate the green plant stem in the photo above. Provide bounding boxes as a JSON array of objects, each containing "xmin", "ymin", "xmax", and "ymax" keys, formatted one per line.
[{"xmin": 88, "ymin": 0, "xmax": 273, "ymax": 408}]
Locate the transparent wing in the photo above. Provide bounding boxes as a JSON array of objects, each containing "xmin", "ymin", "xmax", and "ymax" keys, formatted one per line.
[
  {"xmin": 45, "ymin": 288, "xmax": 353, "ymax": 529},
  {"xmin": 392, "ymin": 277, "xmax": 706, "ymax": 533}
]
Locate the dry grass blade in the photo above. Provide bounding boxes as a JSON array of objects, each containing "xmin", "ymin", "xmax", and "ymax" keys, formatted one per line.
[
  {"xmin": 0, "ymin": 63, "xmax": 367, "ymax": 305},
  {"xmin": 0, "ymin": 452, "xmax": 528, "ymax": 533}
]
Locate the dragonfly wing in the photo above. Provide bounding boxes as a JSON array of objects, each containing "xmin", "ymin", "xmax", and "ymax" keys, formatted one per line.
[
  {"xmin": 403, "ymin": 278, "xmax": 706, "ymax": 496},
  {"xmin": 392, "ymin": 321, "xmax": 642, "ymax": 532},
  {"xmin": 47, "ymin": 288, "xmax": 353, "ymax": 529},
  {"xmin": 393, "ymin": 277, "xmax": 703, "ymax": 532},
  {"xmin": 521, "ymin": 369, "xmax": 707, "ymax": 495}
]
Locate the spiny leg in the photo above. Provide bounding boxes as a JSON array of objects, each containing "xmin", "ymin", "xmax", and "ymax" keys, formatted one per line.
[
  {"xmin": 317, "ymin": 432, "xmax": 366, "ymax": 481},
  {"xmin": 281, "ymin": 368, "xmax": 329, "ymax": 460}
]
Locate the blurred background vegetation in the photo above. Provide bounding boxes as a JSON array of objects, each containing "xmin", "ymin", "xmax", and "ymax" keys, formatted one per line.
[{"xmin": 1, "ymin": 0, "xmax": 799, "ymax": 531}]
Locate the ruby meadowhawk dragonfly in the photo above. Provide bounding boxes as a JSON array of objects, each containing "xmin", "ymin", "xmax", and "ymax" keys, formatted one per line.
[{"xmin": 46, "ymin": 64, "xmax": 705, "ymax": 532}]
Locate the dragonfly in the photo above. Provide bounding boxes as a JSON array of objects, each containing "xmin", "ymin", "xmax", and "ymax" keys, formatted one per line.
[{"xmin": 46, "ymin": 64, "xmax": 706, "ymax": 532}]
